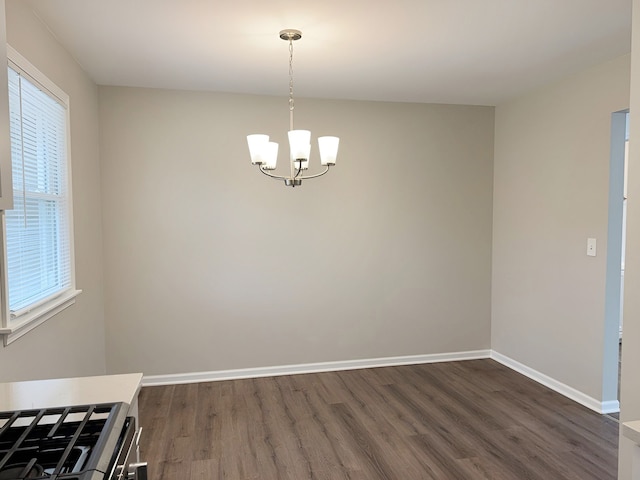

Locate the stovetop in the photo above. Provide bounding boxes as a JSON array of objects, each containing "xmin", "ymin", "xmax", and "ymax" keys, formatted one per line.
[{"xmin": 0, "ymin": 403, "xmax": 125, "ymax": 480}]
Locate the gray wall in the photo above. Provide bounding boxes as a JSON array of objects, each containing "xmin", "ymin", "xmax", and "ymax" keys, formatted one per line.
[
  {"xmin": 492, "ymin": 54, "xmax": 630, "ymax": 403},
  {"xmin": 0, "ymin": 1, "xmax": 107, "ymax": 381},
  {"xmin": 98, "ymin": 87, "xmax": 495, "ymax": 376},
  {"xmin": 619, "ymin": 1, "xmax": 640, "ymax": 478}
]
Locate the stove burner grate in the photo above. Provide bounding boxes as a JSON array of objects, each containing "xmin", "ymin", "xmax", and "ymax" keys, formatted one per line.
[
  {"xmin": 0, "ymin": 461, "xmax": 44, "ymax": 479},
  {"xmin": 0, "ymin": 403, "xmax": 122, "ymax": 479}
]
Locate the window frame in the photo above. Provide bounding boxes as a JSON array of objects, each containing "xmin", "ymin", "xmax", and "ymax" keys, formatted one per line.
[{"xmin": 0, "ymin": 45, "xmax": 81, "ymax": 346}]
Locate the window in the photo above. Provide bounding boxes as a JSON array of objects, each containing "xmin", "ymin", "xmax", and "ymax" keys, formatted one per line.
[{"xmin": 0, "ymin": 47, "xmax": 80, "ymax": 345}]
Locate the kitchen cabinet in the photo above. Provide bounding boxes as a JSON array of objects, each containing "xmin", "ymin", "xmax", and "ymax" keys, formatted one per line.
[
  {"xmin": 0, "ymin": 0, "xmax": 12, "ymax": 211},
  {"xmin": 624, "ymin": 421, "xmax": 640, "ymax": 479}
]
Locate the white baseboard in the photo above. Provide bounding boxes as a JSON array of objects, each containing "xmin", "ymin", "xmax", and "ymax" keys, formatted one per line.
[
  {"xmin": 142, "ymin": 349, "xmax": 491, "ymax": 387},
  {"xmin": 601, "ymin": 400, "xmax": 621, "ymax": 414},
  {"xmin": 490, "ymin": 350, "xmax": 619, "ymax": 414},
  {"xmin": 142, "ymin": 349, "xmax": 619, "ymax": 415}
]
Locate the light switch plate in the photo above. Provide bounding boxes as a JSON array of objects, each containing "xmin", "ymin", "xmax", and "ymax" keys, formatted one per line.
[{"xmin": 587, "ymin": 238, "xmax": 597, "ymax": 257}]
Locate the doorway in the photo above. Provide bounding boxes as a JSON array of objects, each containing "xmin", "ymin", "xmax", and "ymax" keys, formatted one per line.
[{"xmin": 603, "ymin": 110, "xmax": 628, "ymax": 413}]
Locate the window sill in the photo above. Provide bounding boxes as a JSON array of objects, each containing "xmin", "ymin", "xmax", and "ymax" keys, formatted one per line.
[{"xmin": 0, "ymin": 289, "xmax": 82, "ymax": 346}]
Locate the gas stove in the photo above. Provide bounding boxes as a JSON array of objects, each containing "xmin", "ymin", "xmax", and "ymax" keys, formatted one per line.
[{"xmin": 0, "ymin": 403, "xmax": 146, "ymax": 480}]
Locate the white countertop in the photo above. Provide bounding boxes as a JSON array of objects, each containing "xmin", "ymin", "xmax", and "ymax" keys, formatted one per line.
[
  {"xmin": 0, "ymin": 373, "xmax": 143, "ymax": 412},
  {"xmin": 624, "ymin": 421, "xmax": 640, "ymax": 446}
]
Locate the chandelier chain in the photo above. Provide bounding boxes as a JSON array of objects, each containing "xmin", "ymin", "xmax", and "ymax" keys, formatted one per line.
[{"xmin": 288, "ymin": 37, "xmax": 294, "ymax": 131}]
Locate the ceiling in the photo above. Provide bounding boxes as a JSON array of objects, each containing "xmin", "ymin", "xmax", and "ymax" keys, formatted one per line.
[{"xmin": 23, "ymin": 0, "xmax": 632, "ymax": 106}]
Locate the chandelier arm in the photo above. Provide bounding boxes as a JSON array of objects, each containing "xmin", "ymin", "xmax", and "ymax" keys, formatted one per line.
[
  {"xmin": 298, "ymin": 165, "xmax": 331, "ymax": 180},
  {"xmin": 259, "ymin": 168, "xmax": 289, "ymax": 181}
]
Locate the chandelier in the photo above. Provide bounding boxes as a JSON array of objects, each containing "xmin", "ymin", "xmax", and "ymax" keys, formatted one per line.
[{"xmin": 247, "ymin": 29, "xmax": 339, "ymax": 187}]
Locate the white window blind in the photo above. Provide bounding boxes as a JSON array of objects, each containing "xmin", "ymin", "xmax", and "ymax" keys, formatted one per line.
[{"xmin": 6, "ymin": 66, "xmax": 71, "ymax": 316}]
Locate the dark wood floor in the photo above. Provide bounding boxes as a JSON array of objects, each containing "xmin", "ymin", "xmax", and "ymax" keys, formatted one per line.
[{"xmin": 138, "ymin": 359, "xmax": 618, "ymax": 480}]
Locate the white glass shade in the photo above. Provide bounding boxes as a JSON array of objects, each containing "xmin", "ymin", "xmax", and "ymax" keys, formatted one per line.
[
  {"xmin": 262, "ymin": 142, "xmax": 279, "ymax": 170},
  {"xmin": 291, "ymin": 144, "xmax": 310, "ymax": 170},
  {"xmin": 288, "ymin": 130, "xmax": 311, "ymax": 161},
  {"xmin": 318, "ymin": 136, "xmax": 339, "ymax": 166},
  {"xmin": 247, "ymin": 134, "xmax": 269, "ymax": 164}
]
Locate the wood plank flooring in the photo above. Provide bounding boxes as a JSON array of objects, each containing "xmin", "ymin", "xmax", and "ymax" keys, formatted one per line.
[{"xmin": 137, "ymin": 359, "xmax": 619, "ymax": 479}]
